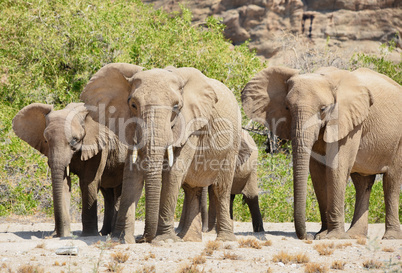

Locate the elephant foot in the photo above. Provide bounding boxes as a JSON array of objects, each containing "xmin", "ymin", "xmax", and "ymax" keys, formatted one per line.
[
  {"xmin": 314, "ymin": 229, "xmax": 328, "ymax": 240},
  {"xmin": 111, "ymin": 230, "xmax": 136, "ymax": 244},
  {"xmin": 216, "ymin": 232, "xmax": 237, "ymax": 242},
  {"xmin": 382, "ymin": 229, "xmax": 402, "ymax": 240},
  {"xmin": 153, "ymin": 233, "xmax": 183, "ymax": 243},
  {"xmin": 178, "ymin": 228, "xmax": 202, "ymax": 242},
  {"xmin": 80, "ymin": 230, "xmax": 100, "ymax": 237},
  {"xmin": 99, "ymin": 228, "xmax": 112, "ymax": 236},
  {"xmin": 325, "ymin": 229, "xmax": 350, "ymax": 240},
  {"xmin": 253, "ymin": 223, "xmax": 265, "ymax": 233},
  {"xmin": 346, "ymin": 227, "xmax": 367, "ymax": 239}
]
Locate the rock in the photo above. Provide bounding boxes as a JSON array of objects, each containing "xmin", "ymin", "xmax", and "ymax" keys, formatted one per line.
[
  {"xmin": 143, "ymin": 0, "xmax": 402, "ymax": 63},
  {"xmin": 55, "ymin": 246, "xmax": 79, "ymax": 256}
]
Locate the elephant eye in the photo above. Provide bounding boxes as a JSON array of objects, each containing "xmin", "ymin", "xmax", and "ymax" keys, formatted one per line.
[
  {"xmin": 171, "ymin": 104, "xmax": 181, "ymax": 125},
  {"xmin": 131, "ymin": 102, "xmax": 137, "ymax": 110},
  {"xmin": 70, "ymin": 137, "xmax": 79, "ymax": 147}
]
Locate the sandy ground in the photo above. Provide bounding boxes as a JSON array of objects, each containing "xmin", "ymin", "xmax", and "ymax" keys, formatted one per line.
[{"xmin": 0, "ymin": 217, "xmax": 400, "ymax": 273}]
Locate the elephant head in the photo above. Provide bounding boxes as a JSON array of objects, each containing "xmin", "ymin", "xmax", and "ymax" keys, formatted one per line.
[
  {"xmin": 241, "ymin": 66, "xmax": 374, "ymax": 239},
  {"xmin": 12, "ymin": 102, "xmax": 118, "ymax": 237},
  {"xmin": 81, "ymin": 63, "xmax": 218, "ymax": 241}
]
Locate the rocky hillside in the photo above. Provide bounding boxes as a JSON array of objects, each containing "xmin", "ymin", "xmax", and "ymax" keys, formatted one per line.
[{"xmin": 143, "ymin": 0, "xmax": 402, "ymax": 65}]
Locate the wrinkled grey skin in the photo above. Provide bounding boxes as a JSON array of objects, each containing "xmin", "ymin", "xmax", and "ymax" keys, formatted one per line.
[
  {"xmin": 178, "ymin": 130, "xmax": 264, "ymax": 236},
  {"xmin": 13, "ymin": 103, "xmax": 126, "ymax": 237},
  {"xmin": 242, "ymin": 66, "xmax": 402, "ymax": 240},
  {"xmin": 81, "ymin": 63, "xmax": 242, "ymax": 243}
]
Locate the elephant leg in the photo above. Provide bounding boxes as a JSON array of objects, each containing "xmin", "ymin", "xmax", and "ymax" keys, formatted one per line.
[
  {"xmin": 154, "ymin": 143, "xmax": 196, "ymax": 242},
  {"xmin": 325, "ymin": 131, "xmax": 361, "ymax": 239},
  {"xmin": 111, "ymin": 184, "xmax": 122, "ymax": 234},
  {"xmin": 99, "ymin": 187, "xmax": 115, "ymax": 236},
  {"xmin": 230, "ymin": 194, "xmax": 236, "ymax": 220},
  {"xmin": 80, "ymin": 178, "xmax": 99, "ymax": 236},
  {"xmin": 241, "ymin": 172, "xmax": 264, "ymax": 232},
  {"xmin": 243, "ymin": 195, "xmax": 264, "ymax": 232},
  {"xmin": 309, "ymin": 158, "xmax": 328, "ymax": 239},
  {"xmin": 200, "ymin": 186, "xmax": 209, "ymax": 233},
  {"xmin": 113, "ymin": 160, "xmax": 144, "ymax": 244},
  {"xmin": 212, "ymin": 162, "xmax": 236, "ymax": 242},
  {"xmin": 177, "ymin": 184, "xmax": 203, "ymax": 242},
  {"xmin": 382, "ymin": 170, "xmax": 402, "ymax": 239},
  {"xmin": 207, "ymin": 185, "xmax": 217, "ymax": 232},
  {"xmin": 176, "ymin": 187, "xmax": 188, "ymax": 234},
  {"xmin": 347, "ymin": 173, "xmax": 375, "ymax": 238}
]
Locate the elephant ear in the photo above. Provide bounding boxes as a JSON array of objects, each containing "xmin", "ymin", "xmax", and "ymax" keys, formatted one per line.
[
  {"xmin": 12, "ymin": 103, "xmax": 53, "ymax": 156},
  {"xmin": 241, "ymin": 66, "xmax": 299, "ymax": 140},
  {"xmin": 167, "ymin": 67, "xmax": 218, "ymax": 146},
  {"xmin": 236, "ymin": 130, "xmax": 258, "ymax": 167},
  {"xmin": 80, "ymin": 63, "xmax": 144, "ymax": 144},
  {"xmin": 323, "ymin": 71, "xmax": 374, "ymax": 143}
]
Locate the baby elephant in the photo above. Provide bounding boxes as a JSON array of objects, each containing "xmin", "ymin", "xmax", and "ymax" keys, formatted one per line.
[
  {"xmin": 13, "ymin": 103, "xmax": 127, "ymax": 237},
  {"xmin": 178, "ymin": 130, "xmax": 264, "ymax": 240}
]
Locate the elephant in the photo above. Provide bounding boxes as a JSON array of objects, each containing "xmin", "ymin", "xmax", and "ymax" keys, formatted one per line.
[
  {"xmin": 80, "ymin": 63, "xmax": 242, "ymax": 243},
  {"xmin": 241, "ymin": 66, "xmax": 402, "ymax": 240},
  {"xmin": 12, "ymin": 102, "xmax": 127, "ymax": 237},
  {"xmin": 177, "ymin": 129, "xmax": 264, "ymax": 238}
]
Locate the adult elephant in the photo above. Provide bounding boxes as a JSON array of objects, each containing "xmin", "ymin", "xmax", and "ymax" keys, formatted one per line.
[
  {"xmin": 13, "ymin": 103, "xmax": 126, "ymax": 237},
  {"xmin": 81, "ymin": 63, "xmax": 241, "ymax": 243},
  {"xmin": 241, "ymin": 66, "xmax": 402, "ymax": 240},
  {"xmin": 178, "ymin": 129, "xmax": 264, "ymax": 239}
]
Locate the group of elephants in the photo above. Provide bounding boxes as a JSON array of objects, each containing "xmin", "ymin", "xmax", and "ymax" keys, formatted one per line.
[{"xmin": 12, "ymin": 63, "xmax": 401, "ymax": 243}]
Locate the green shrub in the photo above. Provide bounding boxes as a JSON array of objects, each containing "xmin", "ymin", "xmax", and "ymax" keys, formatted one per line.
[{"xmin": 0, "ymin": 0, "xmax": 263, "ymax": 218}]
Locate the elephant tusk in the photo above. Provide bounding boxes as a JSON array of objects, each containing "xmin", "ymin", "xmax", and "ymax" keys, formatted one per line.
[
  {"xmin": 132, "ymin": 147, "xmax": 138, "ymax": 164},
  {"xmin": 66, "ymin": 165, "xmax": 70, "ymax": 177},
  {"xmin": 167, "ymin": 145, "xmax": 174, "ymax": 167}
]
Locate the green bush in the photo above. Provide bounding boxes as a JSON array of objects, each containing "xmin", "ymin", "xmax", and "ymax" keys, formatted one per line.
[{"xmin": 0, "ymin": 0, "xmax": 263, "ymax": 218}]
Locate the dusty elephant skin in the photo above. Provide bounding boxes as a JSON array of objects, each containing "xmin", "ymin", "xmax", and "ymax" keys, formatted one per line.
[
  {"xmin": 12, "ymin": 103, "xmax": 127, "ymax": 237},
  {"xmin": 81, "ymin": 63, "xmax": 242, "ymax": 244},
  {"xmin": 178, "ymin": 129, "xmax": 264, "ymax": 237},
  {"xmin": 242, "ymin": 66, "xmax": 402, "ymax": 240}
]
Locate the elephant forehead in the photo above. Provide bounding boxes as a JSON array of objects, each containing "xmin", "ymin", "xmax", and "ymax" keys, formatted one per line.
[
  {"xmin": 134, "ymin": 69, "xmax": 182, "ymax": 87},
  {"xmin": 287, "ymin": 74, "xmax": 333, "ymax": 102}
]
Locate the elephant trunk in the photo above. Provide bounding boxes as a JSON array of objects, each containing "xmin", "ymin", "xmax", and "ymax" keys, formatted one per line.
[
  {"xmin": 141, "ymin": 108, "xmax": 172, "ymax": 242},
  {"xmin": 291, "ymin": 109, "xmax": 318, "ymax": 240},
  {"xmin": 50, "ymin": 166, "xmax": 71, "ymax": 237}
]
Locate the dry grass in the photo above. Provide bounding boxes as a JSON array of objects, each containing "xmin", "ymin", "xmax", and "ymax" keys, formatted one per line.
[
  {"xmin": 111, "ymin": 251, "xmax": 129, "ymax": 263},
  {"xmin": 17, "ymin": 265, "xmax": 45, "ymax": 273},
  {"xmin": 177, "ymin": 263, "xmax": 204, "ymax": 273},
  {"xmin": 191, "ymin": 255, "xmax": 206, "ymax": 265},
  {"xmin": 94, "ymin": 239, "xmax": 120, "ymax": 250},
  {"xmin": 382, "ymin": 247, "xmax": 395, "ymax": 252},
  {"xmin": 304, "ymin": 240, "xmax": 313, "ymax": 244},
  {"xmin": 356, "ymin": 237, "xmax": 367, "ymax": 245},
  {"xmin": 53, "ymin": 261, "xmax": 60, "ymax": 266},
  {"xmin": 304, "ymin": 262, "xmax": 328, "ymax": 273},
  {"xmin": 35, "ymin": 242, "xmax": 45, "ymax": 249},
  {"xmin": 262, "ymin": 240, "xmax": 272, "ymax": 246},
  {"xmin": 144, "ymin": 252, "xmax": 156, "ymax": 261},
  {"xmin": 223, "ymin": 244, "xmax": 234, "ymax": 250},
  {"xmin": 313, "ymin": 242, "xmax": 335, "ymax": 256},
  {"xmin": 331, "ymin": 260, "xmax": 346, "ymax": 270},
  {"xmin": 272, "ymin": 251, "xmax": 310, "ymax": 264},
  {"xmin": 222, "ymin": 251, "xmax": 240, "ymax": 260},
  {"xmin": 294, "ymin": 253, "xmax": 310, "ymax": 264},
  {"xmin": 238, "ymin": 237, "xmax": 261, "ymax": 249},
  {"xmin": 204, "ymin": 240, "xmax": 222, "ymax": 256},
  {"xmin": 335, "ymin": 242, "xmax": 352, "ymax": 249},
  {"xmin": 362, "ymin": 259, "xmax": 383, "ymax": 269},
  {"xmin": 106, "ymin": 262, "xmax": 124, "ymax": 273},
  {"xmin": 135, "ymin": 265, "xmax": 156, "ymax": 273},
  {"xmin": 266, "ymin": 268, "xmax": 273, "ymax": 273}
]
